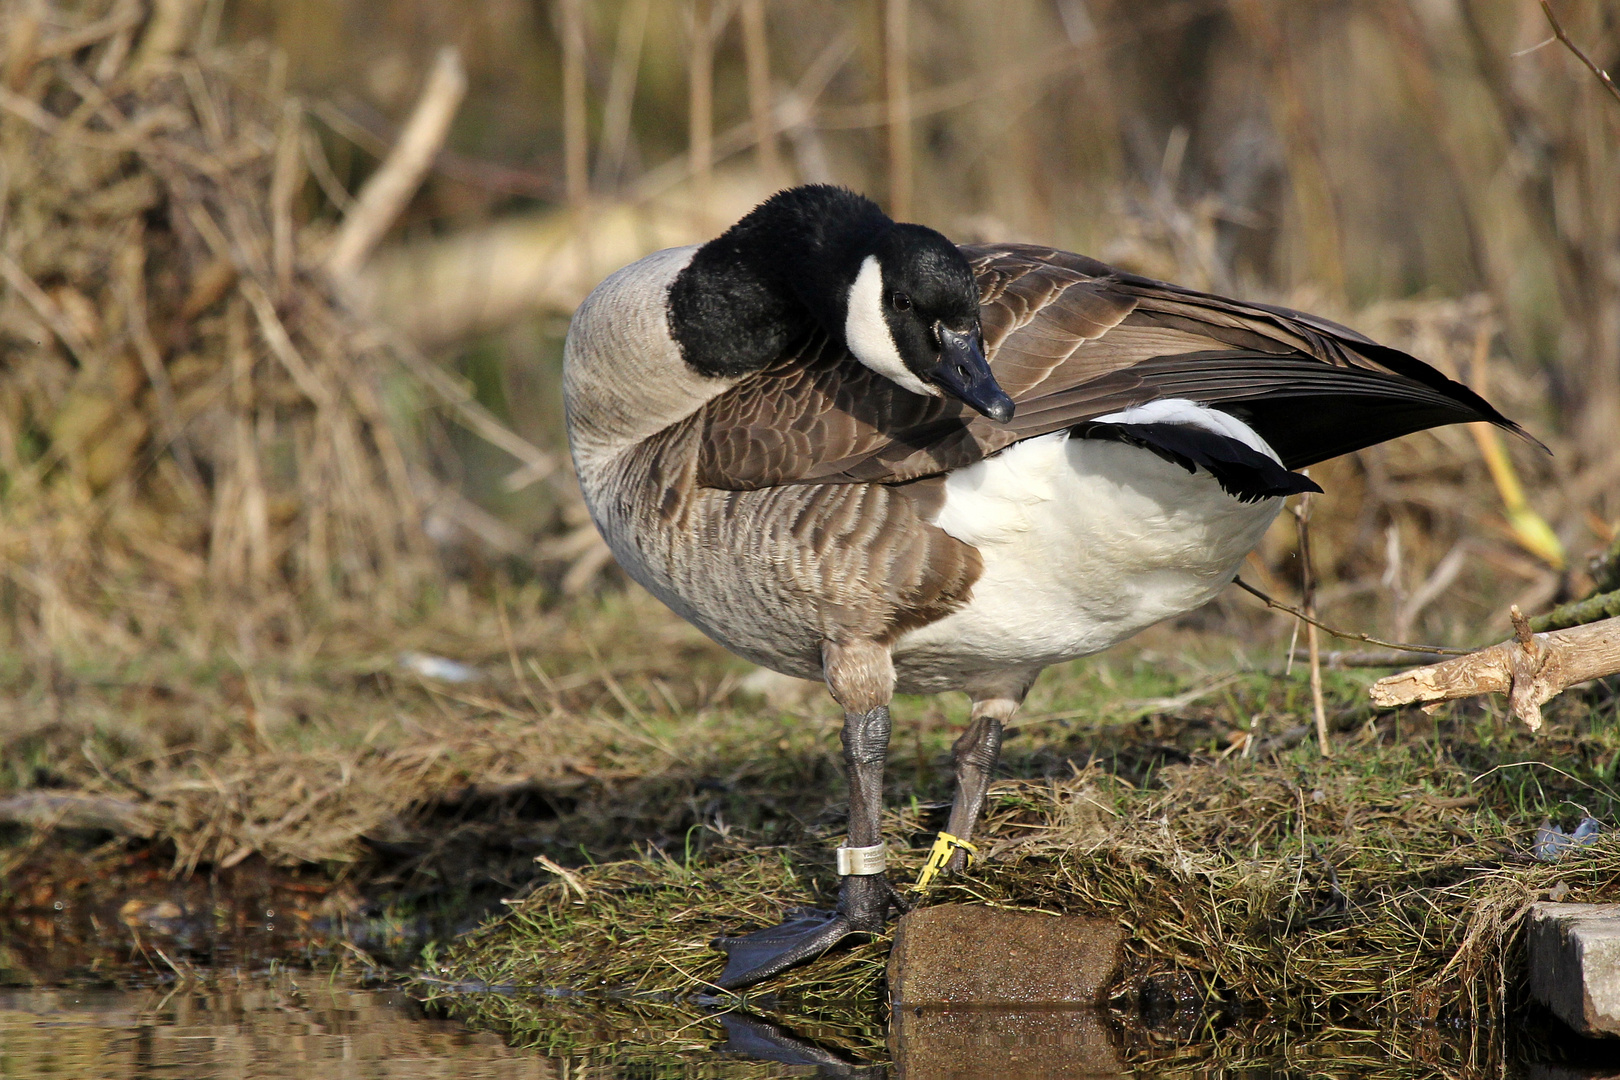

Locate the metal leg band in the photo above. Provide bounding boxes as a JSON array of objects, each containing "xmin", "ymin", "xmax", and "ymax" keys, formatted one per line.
[
  {"xmin": 913, "ymin": 831, "xmax": 979, "ymax": 892},
  {"xmin": 836, "ymin": 842, "xmax": 888, "ymax": 876}
]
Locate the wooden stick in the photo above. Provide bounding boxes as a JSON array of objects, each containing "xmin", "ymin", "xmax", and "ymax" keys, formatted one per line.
[
  {"xmin": 739, "ymin": 0, "xmax": 781, "ymax": 185},
  {"xmin": 0, "ymin": 250, "xmax": 94, "ymax": 366},
  {"xmin": 596, "ymin": 0, "xmax": 650, "ymax": 189},
  {"xmin": 3, "ymin": 7, "xmax": 42, "ymax": 93},
  {"xmin": 134, "ymin": 0, "xmax": 205, "ymax": 74},
  {"xmin": 118, "ymin": 235, "xmax": 202, "ymax": 490},
  {"xmin": 1464, "ymin": 325, "xmax": 1564, "ymax": 569},
  {"xmin": 1370, "ymin": 612, "xmax": 1620, "ymax": 732},
  {"xmin": 560, "ymin": 0, "xmax": 588, "ymax": 208},
  {"xmin": 688, "ymin": 0, "xmax": 715, "ymax": 226},
  {"xmin": 882, "ymin": 0, "xmax": 912, "ymax": 219},
  {"xmin": 559, "ymin": 0, "xmax": 589, "ymax": 283},
  {"xmin": 326, "ymin": 46, "xmax": 465, "ymax": 280},
  {"xmin": 36, "ymin": 0, "xmax": 146, "ymax": 62},
  {"xmin": 270, "ymin": 98, "xmax": 304, "ymax": 299},
  {"xmin": 1295, "ymin": 492, "xmax": 1331, "ymax": 757}
]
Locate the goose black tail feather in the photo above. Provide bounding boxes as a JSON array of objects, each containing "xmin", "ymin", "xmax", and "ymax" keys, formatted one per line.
[
  {"xmin": 1074, "ymin": 421, "xmax": 1323, "ymax": 503},
  {"xmin": 1073, "ymin": 351, "xmax": 1545, "ymax": 471}
]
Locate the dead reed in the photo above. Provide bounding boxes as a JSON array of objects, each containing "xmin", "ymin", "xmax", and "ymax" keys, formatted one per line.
[{"xmin": 0, "ymin": 0, "xmax": 446, "ymax": 660}]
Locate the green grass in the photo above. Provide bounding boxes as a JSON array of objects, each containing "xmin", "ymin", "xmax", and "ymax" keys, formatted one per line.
[{"xmin": 416, "ymin": 653, "xmax": 1620, "ymax": 1071}]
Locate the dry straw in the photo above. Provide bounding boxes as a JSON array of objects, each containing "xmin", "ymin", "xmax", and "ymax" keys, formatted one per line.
[{"xmin": 0, "ymin": 0, "xmax": 473, "ymax": 658}]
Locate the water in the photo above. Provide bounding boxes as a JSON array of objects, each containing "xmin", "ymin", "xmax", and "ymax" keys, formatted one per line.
[
  {"xmin": 0, "ymin": 978, "xmax": 1140, "ymax": 1079},
  {"xmin": 10, "ymin": 977, "xmax": 1620, "ymax": 1078},
  {"xmin": 0, "ymin": 981, "xmax": 547, "ymax": 1080}
]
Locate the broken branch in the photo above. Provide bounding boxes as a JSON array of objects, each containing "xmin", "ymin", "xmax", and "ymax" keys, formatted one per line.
[{"xmin": 1370, "ymin": 614, "xmax": 1620, "ymax": 732}]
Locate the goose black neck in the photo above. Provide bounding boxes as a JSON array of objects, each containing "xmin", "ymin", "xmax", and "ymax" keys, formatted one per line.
[{"xmin": 668, "ymin": 186, "xmax": 894, "ymax": 379}]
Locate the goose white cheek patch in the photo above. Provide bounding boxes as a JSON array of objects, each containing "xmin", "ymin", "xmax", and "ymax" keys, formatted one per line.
[{"xmin": 844, "ymin": 255, "xmax": 938, "ymax": 398}]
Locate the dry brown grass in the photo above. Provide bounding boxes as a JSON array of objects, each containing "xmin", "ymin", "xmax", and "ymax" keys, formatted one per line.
[
  {"xmin": 0, "ymin": 0, "xmax": 447, "ymax": 663},
  {"xmin": 0, "ymin": 584, "xmax": 763, "ymax": 873}
]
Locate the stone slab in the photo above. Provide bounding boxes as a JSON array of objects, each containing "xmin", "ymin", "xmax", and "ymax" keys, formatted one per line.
[
  {"xmin": 889, "ymin": 1005, "xmax": 1124, "ymax": 1080},
  {"xmin": 1529, "ymin": 902, "xmax": 1620, "ymax": 1037},
  {"xmin": 887, "ymin": 904, "xmax": 1124, "ymax": 1007}
]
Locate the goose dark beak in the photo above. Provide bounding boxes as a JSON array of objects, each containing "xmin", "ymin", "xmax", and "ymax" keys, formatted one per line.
[{"xmin": 932, "ymin": 327, "xmax": 1014, "ymax": 423}]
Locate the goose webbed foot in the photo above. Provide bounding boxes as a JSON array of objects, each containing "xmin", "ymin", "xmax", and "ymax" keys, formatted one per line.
[{"xmin": 713, "ymin": 872, "xmax": 890, "ymax": 990}]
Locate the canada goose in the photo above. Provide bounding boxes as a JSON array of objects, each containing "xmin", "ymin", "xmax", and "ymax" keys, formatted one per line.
[{"xmin": 562, "ymin": 185, "xmax": 1524, "ymax": 990}]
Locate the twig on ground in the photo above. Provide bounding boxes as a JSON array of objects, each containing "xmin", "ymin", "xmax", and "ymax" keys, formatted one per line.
[
  {"xmin": 1233, "ymin": 578, "xmax": 1471, "ymax": 656},
  {"xmin": 535, "ymin": 855, "xmax": 590, "ymax": 902}
]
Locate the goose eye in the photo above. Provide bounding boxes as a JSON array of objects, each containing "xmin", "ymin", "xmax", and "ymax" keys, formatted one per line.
[{"xmin": 891, "ymin": 292, "xmax": 911, "ymax": 311}]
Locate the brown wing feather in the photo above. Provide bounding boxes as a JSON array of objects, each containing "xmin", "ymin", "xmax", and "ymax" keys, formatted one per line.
[{"xmin": 696, "ymin": 245, "xmax": 1517, "ymax": 490}]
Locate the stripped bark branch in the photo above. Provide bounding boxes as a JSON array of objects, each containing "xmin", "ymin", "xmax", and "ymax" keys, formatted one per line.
[{"xmin": 1370, "ymin": 614, "xmax": 1620, "ymax": 732}]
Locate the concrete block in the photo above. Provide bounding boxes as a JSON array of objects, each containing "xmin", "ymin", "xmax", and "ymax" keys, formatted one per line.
[
  {"xmin": 887, "ymin": 904, "xmax": 1124, "ymax": 1007},
  {"xmin": 1529, "ymin": 902, "xmax": 1620, "ymax": 1037},
  {"xmin": 889, "ymin": 1005, "xmax": 1124, "ymax": 1080}
]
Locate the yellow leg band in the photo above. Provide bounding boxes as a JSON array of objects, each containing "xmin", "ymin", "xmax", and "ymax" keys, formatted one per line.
[{"xmin": 912, "ymin": 831, "xmax": 979, "ymax": 892}]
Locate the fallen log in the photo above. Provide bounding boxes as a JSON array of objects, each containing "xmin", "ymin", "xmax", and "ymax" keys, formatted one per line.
[
  {"xmin": 0, "ymin": 791, "xmax": 154, "ymax": 837},
  {"xmin": 1370, "ymin": 610, "xmax": 1620, "ymax": 731}
]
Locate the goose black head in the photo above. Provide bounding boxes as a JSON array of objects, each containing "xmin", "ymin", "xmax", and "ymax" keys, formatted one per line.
[
  {"xmin": 842, "ymin": 222, "xmax": 1013, "ymax": 422},
  {"xmin": 669, "ymin": 185, "xmax": 1012, "ymax": 422}
]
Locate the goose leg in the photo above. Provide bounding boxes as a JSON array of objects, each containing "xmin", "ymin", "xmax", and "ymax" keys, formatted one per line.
[
  {"xmin": 835, "ymin": 700, "xmax": 894, "ymax": 932},
  {"xmin": 941, "ymin": 685, "xmax": 1029, "ymax": 875},
  {"xmin": 714, "ymin": 642, "xmax": 896, "ymax": 990}
]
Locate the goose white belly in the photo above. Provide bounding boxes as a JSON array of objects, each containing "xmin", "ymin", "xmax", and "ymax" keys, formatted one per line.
[{"xmin": 891, "ymin": 430, "xmax": 1283, "ymax": 693}]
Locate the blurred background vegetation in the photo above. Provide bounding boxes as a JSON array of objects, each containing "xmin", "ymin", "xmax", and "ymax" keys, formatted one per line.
[
  {"xmin": 1, "ymin": 0, "xmax": 1617, "ymax": 677},
  {"xmin": 238, "ymin": 0, "xmax": 1620, "ymax": 629},
  {"xmin": 235, "ymin": 0, "xmax": 1619, "ymax": 421}
]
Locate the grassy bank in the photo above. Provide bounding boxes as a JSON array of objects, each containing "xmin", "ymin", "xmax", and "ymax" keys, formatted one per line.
[
  {"xmin": 5, "ymin": 577, "xmax": 1619, "ymax": 1072},
  {"xmin": 404, "ymin": 608, "xmax": 1620, "ymax": 1068}
]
